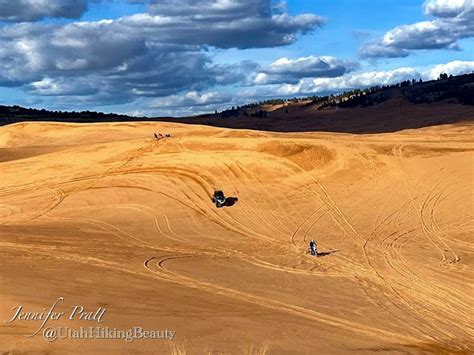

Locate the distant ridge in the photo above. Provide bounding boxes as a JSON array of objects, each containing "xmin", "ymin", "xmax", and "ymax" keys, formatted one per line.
[
  {"xmin": 0, "ymin": 106, "xmax": 148, "ymax": 126},
  {"xmin": 212, "ymin": 72, "xmax": 474, "ymax": 118}
]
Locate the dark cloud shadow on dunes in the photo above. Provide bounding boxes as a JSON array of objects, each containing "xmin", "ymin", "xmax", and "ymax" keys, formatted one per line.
[{"xmin": 152, "ymin": 99, "xmax": 474, "ymax": 134}]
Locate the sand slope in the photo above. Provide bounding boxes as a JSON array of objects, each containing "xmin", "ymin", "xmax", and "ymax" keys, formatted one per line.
[{"xmin": 0, "ymin": 121, "xmax": 473, "ymax": 354}]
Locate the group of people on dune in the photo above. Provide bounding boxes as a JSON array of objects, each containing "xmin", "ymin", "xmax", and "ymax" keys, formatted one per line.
[{"xmin": 153, "ymin": 132, "xmax": 171, "ymax": 141}]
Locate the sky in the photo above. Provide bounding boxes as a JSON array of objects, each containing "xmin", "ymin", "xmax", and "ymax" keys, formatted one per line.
[{"xmin": 0, "ymin": 0, "xmax": 473, "ymax": 117}]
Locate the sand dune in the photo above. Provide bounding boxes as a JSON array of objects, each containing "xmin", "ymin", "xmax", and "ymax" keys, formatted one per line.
[{"xmin": 0, "ymin": 121, "xmax": 473, "ymax": 353}]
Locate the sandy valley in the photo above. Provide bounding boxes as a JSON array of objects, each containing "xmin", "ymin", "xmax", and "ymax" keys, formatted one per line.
[{"xmin": 0, "ymin": 120, "xmax": 473, "ymax": 353}]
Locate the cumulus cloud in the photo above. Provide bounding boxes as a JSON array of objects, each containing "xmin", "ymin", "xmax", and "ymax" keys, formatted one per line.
[
  {"xmin": 0, "ymin": 0, "xmax": 87, "ymax": 22},
  {"xmin": 148, "ymin": 0, "xmax": 274, "ymax": 19},
  {"xmin": 28, "ymin": 77, "xmax": 99, "ymax": 96},
  {"xmin": 149, "ymin": 91, "xmax": 231, "ymax": 109},
  {"xmin": 121, "ymin": 10, "xmax": 322, "ymax": 49},
  {"xmin": 360, "ymin": 0, "xmax": 474, "ymax": 58},
  {"xmin": 273, "ymin": 60, "xmax": 474, "ymax": 96},
  {"xmin": 254, "ymin": 56, "xmax": 357, "ymax": 84},
  {"xmin": 0, "ymin": 0, "xmax": 323, "ymax": 106},
  {"xmin": 276, "ymin": 67, "xmax": 421, "ymax": 96},
  {"xmin": 0, "ymin": 24, "xmax": 234, "ymax": 104},
  {"xmin": 427, "ymin": 60, "xmax": 474, "ymax": 79},
  {"xmin": 360, "ymin": 41, "xmax": 410, "ymax": 58},
  {"xmin": 424, "ymin": 0, "xmax": 468, "ymax": 17},
  {"xmin": 213, "ymin": 61, "xmax": 261, "ymax": 85}
]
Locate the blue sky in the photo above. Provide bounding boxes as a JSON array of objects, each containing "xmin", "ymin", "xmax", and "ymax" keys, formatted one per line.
[{"xmin": 0, "ymin": 0, "xmax": 472, "ymax": 116}]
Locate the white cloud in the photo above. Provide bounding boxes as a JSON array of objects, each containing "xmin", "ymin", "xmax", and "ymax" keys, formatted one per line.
[
  {"xmin": 120, "ymin": 1, "xmax": 323, "ymax": 49},
  {"xmin": 273, "ymin": 61, "xmax": 474, "ymax": 96},
  {"xmin": 427, "ymin": 60, "xmax": 474, "ymax": 79},
  {"xmin": 0, "ymin": 0, "xmax": 87, "ymax": 22},
  {"xmin": 149, "ymin": 91, "xmax": 231, "ymax": 108},
  {"xmin": 275, "ymin": 67, "xmax": 420, "ymax": 95},
  {"xmin": 361, "ymin": 0, "xmax": 474, "ymax": 57},
  {"xmin": 424, "ymin": 0, "xmax": 468, "ymax": 17},
  {"xmin": 254, "ymin": 56, "xmax": 357, "ymax": 84},
  {"xmin": 29, "ymin": 77, "xmax": 98, "ymax": 96}
]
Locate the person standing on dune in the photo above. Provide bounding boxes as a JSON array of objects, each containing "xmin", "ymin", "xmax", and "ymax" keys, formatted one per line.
[{"xmin": 309, "ymin": 239, "xmax": 318, "ymax": 256}]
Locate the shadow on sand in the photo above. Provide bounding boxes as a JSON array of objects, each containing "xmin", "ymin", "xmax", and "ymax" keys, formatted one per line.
[
  {"xmin": 223, "ymin": 197, "xmax": 238, "ymax": 207},
  {"xmin": 215, "ymin": 197, "xmax": 238, "ymax": 208},
  {"xmin": 317, "ymin": 250, "xmax": 339, "ymax": 257},
  {"xmin": 154, "ymin": 100, "xmax": 474, "ymax": 134}
]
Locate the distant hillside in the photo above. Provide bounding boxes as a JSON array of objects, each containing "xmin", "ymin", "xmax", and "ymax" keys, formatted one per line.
[
  {"xmin": 0, "ymin": 106, "xmax": 150, "ymax": 126},
  {"xmin": 1, "ymin": 72, "xmax": 473, "ymax": 133},
  {"xmin": 213, "ymin": 72, "xmax": 474, "ymax": 118},
  {"xmin": 156, "ymin": 73, "xmax": 474, "ymax": 134}
]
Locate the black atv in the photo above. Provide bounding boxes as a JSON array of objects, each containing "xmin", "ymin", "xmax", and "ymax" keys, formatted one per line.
[{"xmin": 211, "ymin": 190, "xmax": 238, "ymax": 208}]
